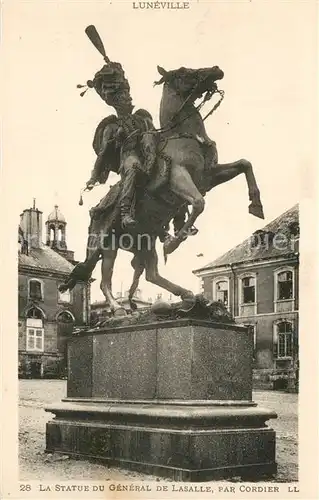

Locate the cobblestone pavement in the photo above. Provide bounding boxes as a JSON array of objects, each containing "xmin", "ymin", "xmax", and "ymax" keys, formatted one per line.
[{"xmin": 19, "ymin": 380, "xmax": 297, "ymax": 482}]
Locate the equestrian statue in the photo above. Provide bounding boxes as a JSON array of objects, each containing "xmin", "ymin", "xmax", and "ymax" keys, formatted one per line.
[{"xmin": 59, "ymin": 25, "xmax": 264, "ymax": 315}]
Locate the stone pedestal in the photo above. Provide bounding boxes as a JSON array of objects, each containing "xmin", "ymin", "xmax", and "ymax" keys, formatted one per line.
[{"xmin": 45, "ymin": 319, "xmax": 277, "ymax": 481}]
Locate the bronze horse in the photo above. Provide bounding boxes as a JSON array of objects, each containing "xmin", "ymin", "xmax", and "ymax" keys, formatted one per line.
[{"xmin": 62, "ymin": 65, "xmax": 264, "ymax": 315}]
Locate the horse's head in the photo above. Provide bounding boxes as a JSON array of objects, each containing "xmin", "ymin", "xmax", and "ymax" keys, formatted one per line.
[{"xmin": 155, "ymin": 65, "xmax": 224, "ymax": 101}]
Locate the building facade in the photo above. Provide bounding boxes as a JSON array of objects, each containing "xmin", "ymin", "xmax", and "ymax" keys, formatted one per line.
[
  {"xmin": 18, "ymin": 202, "xmax": 91, "ymax": 378},
  {"xmin": 193, "ymin": 205, "xmax": 299, "ymax": 391}
]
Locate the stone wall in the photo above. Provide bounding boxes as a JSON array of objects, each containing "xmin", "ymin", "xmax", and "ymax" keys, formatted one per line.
[{"xmin": 18, "ymin": 352, "xmax": 65, "ymax": 378}]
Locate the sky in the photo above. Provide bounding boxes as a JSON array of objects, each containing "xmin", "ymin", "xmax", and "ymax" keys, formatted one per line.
[{"xmin": 3, "ymin": 0, "xmax": 317, "ymax": 303}]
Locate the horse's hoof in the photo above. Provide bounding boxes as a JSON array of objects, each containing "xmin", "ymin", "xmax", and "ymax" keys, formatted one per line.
[
  {"xmin": 188, "ymin": 226, "xmax": 198, "ymax": 236},
  {"xmin": 129, "ymin": 300, "xmax": 138, "ymax": 311},
  {"xmin": 113, "ymin": 307, "xmax": 127, "ymax": 317},
  {"xmin": 249, "ymin": 202, "xmax": 264, "ymax": 219},
  {"xmin": 163, "ymin": 236, "xmax": 181, "ymax": 256}
]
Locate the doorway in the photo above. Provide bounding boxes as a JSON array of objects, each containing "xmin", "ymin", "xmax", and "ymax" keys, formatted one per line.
[{"xmin": 30, "ymin": 361, "xmax": 42, "ymax": 378}]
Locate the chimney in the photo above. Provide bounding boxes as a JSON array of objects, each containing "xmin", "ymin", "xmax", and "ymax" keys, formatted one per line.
[{"xmin": 20, "ymin": 200, "xmax": 43, "ymax": 249}]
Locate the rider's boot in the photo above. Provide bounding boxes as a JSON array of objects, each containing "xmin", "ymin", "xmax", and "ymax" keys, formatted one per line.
[
  {"xmin": 120, "ymin": 167, "xmax": 138, "ymax": 229},
  {"xmin": 121, "ymin": 209, "xmax": 137, "ymax": 230}
]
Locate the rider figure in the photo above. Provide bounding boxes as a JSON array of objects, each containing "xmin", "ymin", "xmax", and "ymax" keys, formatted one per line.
[
  {"xmin": 84, "ymin": 63, "xmax": 157, "ymax": 229},
  {"xmin": 59, "ymin": 61, "xmax": 197, "ymax": 294}
]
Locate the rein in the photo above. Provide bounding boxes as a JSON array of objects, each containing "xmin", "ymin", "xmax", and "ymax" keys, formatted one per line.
[
  {"xmin": 202, "ymin": 89, "xmax": 224, "ymax": 121},
  {"xmin": 151, "ymin": 81, "xmax": 224, "ymax": 135},
  {"xmin": 103, "ymin": 80, "xmax": 225, "ymax": 150}
]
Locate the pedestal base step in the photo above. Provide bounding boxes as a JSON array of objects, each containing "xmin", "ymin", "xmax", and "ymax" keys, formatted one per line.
[{"xmin": 45, "ymin": 402, "xmax": 277, "ymax": 482}]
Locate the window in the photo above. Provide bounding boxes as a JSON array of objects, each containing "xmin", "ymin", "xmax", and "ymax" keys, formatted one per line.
[
  {"xmin": 277, "ymin": 270, "xmax": 293, "ymax": 300},
  {"xmin": 26, "ymin": 315, "xmax": 44, "ymax": 352},
  {"xmin": 29, "ymin": 279, "xmax": 43, "ymax": 301},
  {"xmin": 26, "ymin": 327, "xmax": 44, "ymax": 352},
  {"xmin": 57, "ymin": 311, "xmax": 74, "ymax": 323},
  {"xmin": 250, "ymin": 230, "xmax": 274, "ymax": 248},
  {"xmin": 242, "ymin": 277, "xmax": 255, "ymax": 304},
  {"xmin": 215, "ymin": 280, "xmax": 228, "ymax": 306},
  {"xmin": 58, "ymin": 289, "xmax": 71, "ymax": 303},
  {"xmin": 26, "ymin": 307, "xmax": 43, "ymax": 320},
  {"xmin": 212, "ymin": 277, "xmax": 230, "ymax": 309},
  {"xmin": 288, "ymin": 221, "xmax": 299, "ymax": 237},
  {"xmin": 276, "ymin": 321, "xmax": 293, "ymax": 358}
]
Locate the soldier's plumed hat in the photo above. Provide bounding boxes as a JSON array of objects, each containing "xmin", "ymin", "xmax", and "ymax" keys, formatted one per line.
[{"xmin": 78, "ymin": 62, "xmax": 133, "ymax": 112}]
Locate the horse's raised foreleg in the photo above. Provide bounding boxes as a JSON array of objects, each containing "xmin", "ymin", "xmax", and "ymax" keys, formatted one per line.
[
  {"xmin": 210, "ymin": 160, "xmax": 264, "ymax": 219},
  {"xmin": 58, "ymin": 249, "xmax": 101, "ymax": 293},
  {"xmin": 144, "ymin": 247, "xmax": 195, "ymax": 304},
  {"xmin": 58, "ymin": 229, "xmax": 103, "ymax": 293},
  {"xmin": 100, "ymin": 248, "xmax": 126, "ymax": 316},
  {"xmin": 164, "ymin": 165, "xmax": 205, "ymax": 255}
]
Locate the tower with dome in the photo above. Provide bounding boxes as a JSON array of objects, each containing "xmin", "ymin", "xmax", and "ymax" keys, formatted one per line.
[
  {"xmin": 18, "ymin": 201, "xmax": 91, "ymax": 378},
  {"xmin": 45, "ymin": 205, "xmax": 76, "ymax": 263}
]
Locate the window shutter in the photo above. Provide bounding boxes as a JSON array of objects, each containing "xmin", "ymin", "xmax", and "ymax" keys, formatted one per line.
[
  {"xmin": 273, "ymin": 325, "xmax": 278, "ymax": 358},
  {"xmin": 273, "ymin": 341, "xmax": 278, "ymax": 359}
]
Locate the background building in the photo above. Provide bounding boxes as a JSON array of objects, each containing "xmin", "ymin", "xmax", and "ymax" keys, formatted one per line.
[
  {"xmin": 18, "ymin": 201, "xmax": 91, "ymax": 378},
  {"xmin": 90, "ymin": 288, "xmax": 152, "ymax": 323},
  {"xmin": 193, "ymin": 205, "xmax": 299, "ymax": 391}
]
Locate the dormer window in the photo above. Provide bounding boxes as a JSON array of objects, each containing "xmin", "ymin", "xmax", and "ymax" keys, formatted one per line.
[
  {"xmin": 288, "ymin": 221, "xmax": 299, "ymax": 237},
  {"xmin": 250, "ymin": 230, "xmax": 274, "ymax": 248}
]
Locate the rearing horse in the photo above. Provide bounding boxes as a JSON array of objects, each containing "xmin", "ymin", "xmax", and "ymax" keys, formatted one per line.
[
  {"xmin": 60, "ymin": 64, "xmax": 264, "ymax": 315},
  {"xmin": 155, "ymin": 64, "xmax": 263, "ymax": 255}
]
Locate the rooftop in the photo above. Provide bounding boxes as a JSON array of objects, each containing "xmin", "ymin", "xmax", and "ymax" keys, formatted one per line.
[
  {"xmin": 19, "ymin": 245, "xmax": 74, "ymax": 275},
  {"xmin": 193, "ymin": 204, "xmax": 299, "ymax": 274}
]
